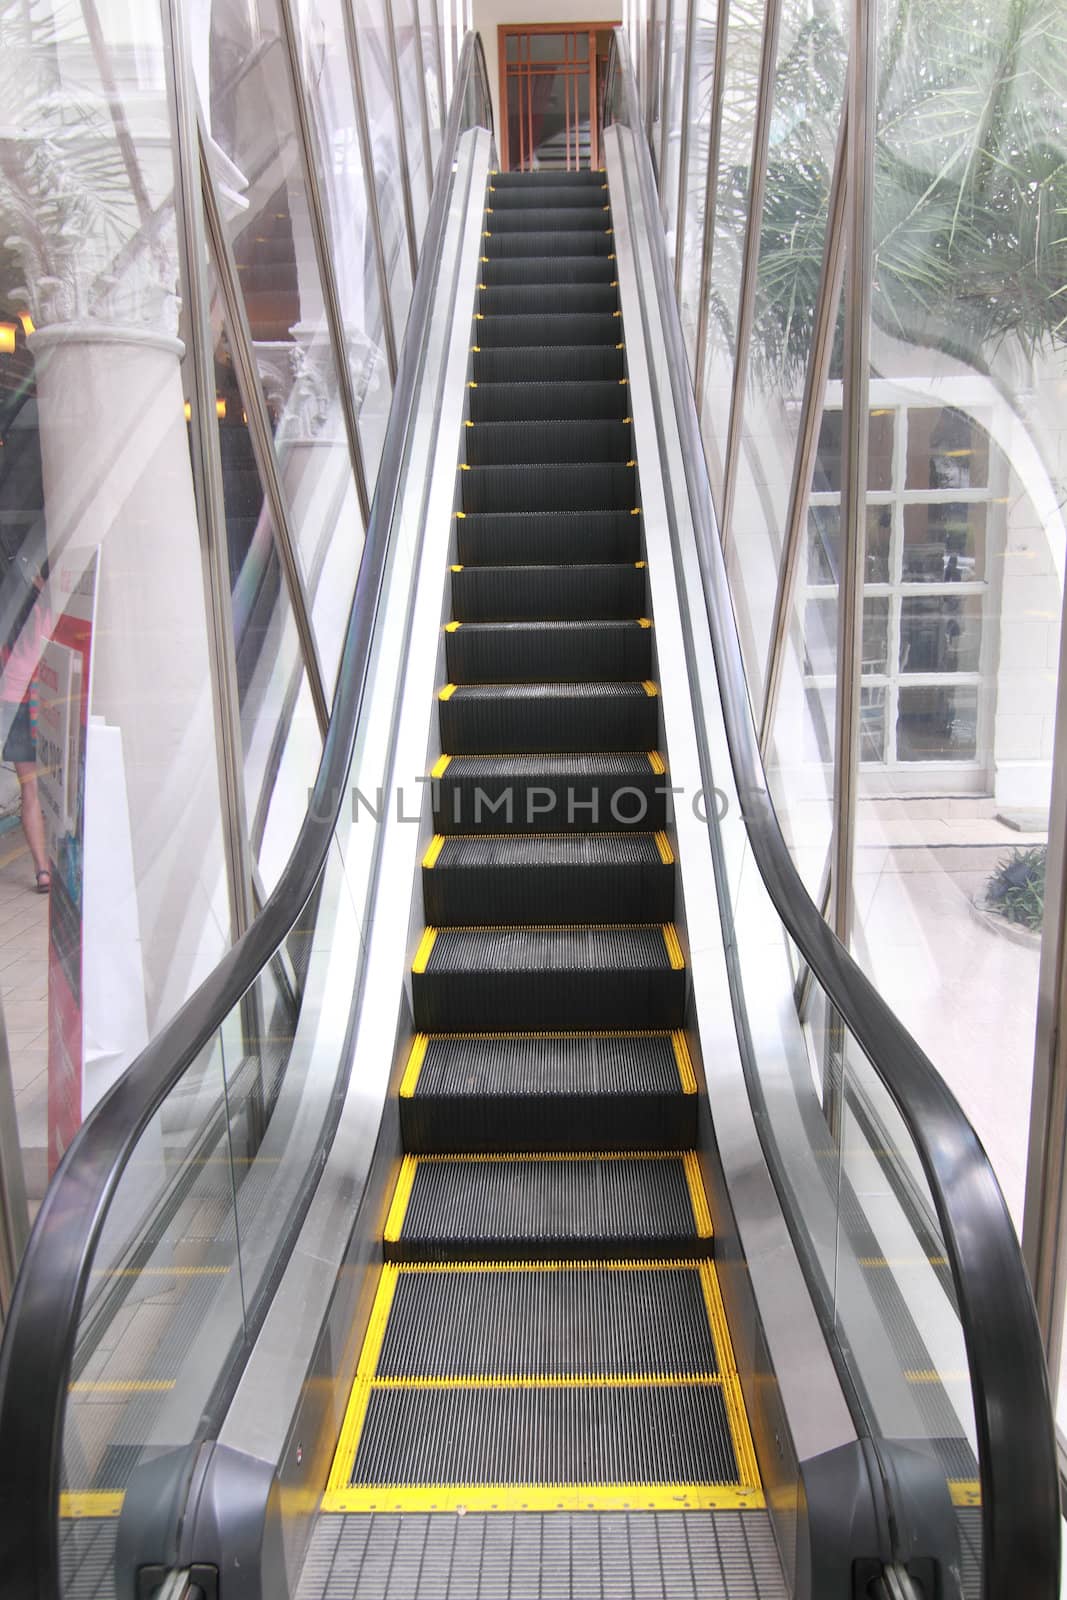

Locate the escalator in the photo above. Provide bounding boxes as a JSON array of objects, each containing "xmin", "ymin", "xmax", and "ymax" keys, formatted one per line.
[
  {"xmin": 0, "ymin": 30, "xmax": 1058, "ymax": 1600},
  {"xmin": 315, "ymin": 169, "xmax": 763, "ymax": 1533}
]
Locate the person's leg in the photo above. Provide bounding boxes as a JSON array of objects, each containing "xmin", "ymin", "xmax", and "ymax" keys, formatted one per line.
[{"xmin": 13, "ymin": 764, "xmax": 49, "ymax": 885}]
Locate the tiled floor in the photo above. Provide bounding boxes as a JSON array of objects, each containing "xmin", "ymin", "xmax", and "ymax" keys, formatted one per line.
[{"xmin": 0, "ymin": 815, "xmax": 51, "ymax": 1207}]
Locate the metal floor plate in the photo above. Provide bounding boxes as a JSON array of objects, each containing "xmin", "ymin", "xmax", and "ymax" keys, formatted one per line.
[{"xmin": 296, "ymin": 1510, "xmax": 789, "ymax": 1600}]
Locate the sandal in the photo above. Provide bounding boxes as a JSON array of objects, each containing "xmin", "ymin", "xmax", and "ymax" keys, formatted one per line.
[{"xmin": 35, "ymin": 868, "xmax": 50, "ymax": 894}]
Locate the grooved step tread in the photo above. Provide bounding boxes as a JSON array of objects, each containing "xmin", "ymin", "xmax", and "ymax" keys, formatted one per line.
[
  {"xmin": 386, "ymin": 1153, "xmax": 712, "ymax": 1259},
  {"xmin": 419, "ymin": 924, "xmax": 680, "ymax": 974},
  {"xmin": 375, "ymin": 1262, "xmax": 719, "ymax": 1378},
  {"xmin": 445, "ymin": 619, "xmax": 652, "ymax": 684},
  {"xmin": 452, "ymin": 564, "xmax": 646, "ymax": 622},
  {"xmin": 427, "ymin": 833, "xmax": 669, "ymax": 870},
  {"xmin": 349, "ymin": 1384, "xmax": 742, "ymax": 1490}
]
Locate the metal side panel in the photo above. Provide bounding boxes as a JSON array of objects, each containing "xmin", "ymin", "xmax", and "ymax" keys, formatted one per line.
[
  {"xmin": 605, "ymin": 121, "xmax": 859, "ymax": 1598},
  {"xmin": 185, "ymin": 127, "xmax": 494, "ymax": 1600}
]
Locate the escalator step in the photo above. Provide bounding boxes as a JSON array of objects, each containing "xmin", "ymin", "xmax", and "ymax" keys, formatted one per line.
[
  {"xmin": 490, "ymin": 170, "xmax": 607, "ymax": 189},
  {"xmin": 479, "ymin": 255, "xmax": 617, "ymax": 285},
  {"xmin": 472, "ymin": 345, "xmax": 625, "ymax": 383},
  {"xmin": 456, "ymin": 512, "xmax": 640, "ymax": 567},
  {"xmin": 445, "ymin": 619, "xmax": 652, "ymax": 683},
  {"xmin": 488, "ymin": 183, "xmax": 609, "ymax": 209},
  {"xmin": 484, "ymin": 230, "xmax": 612, "ymax": 258},
  {"xmin": 461, "ymin": 463, "xmax": 637, "ymax": 514},
  {"xmin": 486, "ymin": 207, "xmax": 610, "ymax": 232},
  {"xmin": 411, "ymin": 923, "xmax": 685, "ymax": 1031},
  {"xmin": 473, "ymin": 313, "xmax": 622, "ymax": 349},
  {"xmin": 468, "ymin": 381, "xmax": 628, "ymax": 424},
  {"xmin": 376, "ymin": 1261, "xmax": 717, "ymax": 1377},
  {"xmin": 478, "ymin": 284, "xmax": 618, "ymax": 316},
  {"xmin": 431, "ymin": 752, "xmax": 668, "ymax": 835},
  {"xmin": 464, "ymin": 420, "xmax": 632, "ymax": 466},
  {"xmin": 400, "ymin": 1030, "xmax": 696, "ymax": 1152},
  {"xmin": 385, "ymin": 1151, "xmax": 707, "ymax": 1261},
  {"xmin": 422, "ymin": 830, "xmax": 674, "ymax": 925},
  {"xmin": 438, "ymin": 681, "xmax": 659, "ymax": 755},
  {"xmin": 350, "ymin": 1382, "xmax": 739, "ymax": 1488}
]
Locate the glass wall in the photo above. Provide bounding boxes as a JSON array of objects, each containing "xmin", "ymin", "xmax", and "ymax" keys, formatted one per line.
[
  {"xmin": 0, "ymin": 0, "xmax": 459, "ymax": 1253},
  {"xmin": 623, "ymin": 0, "xmax": 1067, "ymax": 1444}
]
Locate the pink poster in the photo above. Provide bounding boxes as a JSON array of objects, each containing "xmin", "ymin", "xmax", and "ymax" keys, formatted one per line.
[{"xmin": 37, "ymin": 549, "xmax": 98, "ymax": 1175}]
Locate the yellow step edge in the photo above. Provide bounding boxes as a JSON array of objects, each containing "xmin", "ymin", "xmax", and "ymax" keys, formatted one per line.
[
  {"xmin": 438, "ymin": 684, "xmax": 457, "ymax": 702},
  {"xmin": 422, "ymin": 835, "xmax": 446, "ymax": 869},
  {"xmin": 663, "ymin": 923, "xmax": 685, "ymax": 969},
  {"xmin": 68, "ymin": 1379, "xmax": 175, "ymax": 1394},
  {"xmin": 393, "ymin": 1257, "xmax": 713, "ymax": 1275},
  {"xmin": 643, "ymin": 681, "xmax": 659, "ymax": 697},
  {"xmin": 638, "ymin": 617, "xmax": 652, "ymax": 629},
  {"xmin": 372, "ymin": 1372, "xmax": 725, "ymax": 1391},
  {"xmin": 383, "ymin": 1159, "xmax": 418, "ymax": 1244},
  {"xmin": 322, "ymin": 1482, "xmax": 764, "ymax": 1514},
  {"xmin": 430, "ymin": 754, "xmax": 452, "ymax": 779},
  {"xmin": 672, "ymin": 1031, "xmax": 698, "ymax": 1094},
  {"xmin": 949, "ymin": 1480, "xmax": 981, "ymax": 1507},
  {"xmin": 450, "ymin": 563, "xmax": 464, "ymax": 572},
  {"xmin": 399, "ymin": 1035, "xmax": 429, "ymax": 1098},
  {"xmin": 648, "ymin": 751, "xmax": 666, "ymax": 775},
  {"xmin": 414, "ymin": 1149, "xmax": 685, "ymax": 1164},
  {"xmin": 655, "ymin": 831, "xmax": 674, "ymax": 865},
  {"xmin": 61, "ymin": 1492, "xmax": 125, "ymax": 1520},
  {"xmin": 412, "ymin": 927, "xmax": 438, "ymax": 974},
  {"xmin": 683, "ymin": 1151, "xmax": 714, "ymax": 1238},
  {"xmin": 325, "ymin": 1266, "xmax": 401, "ymax": 1497},
  {"xmin": 444, "ymin": 620, "xmax": 461, "ymax": 633}
]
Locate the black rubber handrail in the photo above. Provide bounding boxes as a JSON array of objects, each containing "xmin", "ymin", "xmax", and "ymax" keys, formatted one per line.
[
  {"xmin": 0, "ymin": 33, "xmax": 493, "ymax": 1597},
  {"xmin": 604, "ymin": 29, "xmax": 1058, "ymax": 1599}
]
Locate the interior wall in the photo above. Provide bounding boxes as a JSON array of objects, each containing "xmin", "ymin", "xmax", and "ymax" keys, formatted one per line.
[{"xmin": 472, "ymin": 0, "xmax": 622, "ymax": 161}]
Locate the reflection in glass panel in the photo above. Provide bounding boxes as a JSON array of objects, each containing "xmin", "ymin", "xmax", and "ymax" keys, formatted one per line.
[
  {"xmin": 807, "ymin": 505, "xmax": 891, "ymax": 585},
  {"xmin": 897, "ymin": 685, "xmax": 978, "ymax": 762},
  {"xmin": 906, "ymin": 406, "xmax": 989, "ymax": 490},
  {"xmin": 699, "ymin": 0, "xmax": 765, "ymax": 508},
  {"xmin": 859, "ymin": 685, "xmax": 886, "ymax": 763},
  {"xmin": 902, "ymin": 503, "xmax": 986, "ymax": 583},
  {"xmin": 862, "ymin": 597, "xmax": 888, "ymax": 674},
  {"xmin": 200, "ymin": 0, "xmax": 367, "ymax": 697},
  {"xmin": 814, "ymin": 408, "xmax": 892, "ymax": 493},
  {"xmin": 677, "ymin": 0, "xmax": 720, "ymax": 367},
  {"xmin": 353, "ymin": 0, "xmax": 415, "ymax": 332},
  {"xmin": 296, "ymin": 0, "xmax": 396, "ymax": 502},
  {"xmin": 393, "ymin": 0, "xmax": 431, "ymax": 241},
  {"xmin": 899, "ymin": 595, "xmax": 982, "ymax": 675},
  {"xmin": 211, "ymin": 300, "xmax": 323, "ymax": 891}
]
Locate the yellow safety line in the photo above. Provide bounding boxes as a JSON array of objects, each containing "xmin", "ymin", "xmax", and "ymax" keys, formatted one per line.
[
  {"xmin": 383, "ymin": 1159, "xmax": 418, "ymax": 1243},
  {"xmin": 698, "ymin": 1262, "xmax": 763, "ymax": 1492},
  {"xmin": 445, "ymin": 620, "xmax": 461, "ymax": 633},
  {"xmin": 638, "ymin": 617, "xmax": 652, "ymax": 629},
  {"xmin": 411, "ymin": 927, "xmax": 437, "ymax": 974},
  {"xmin": 949, "ymin": 1480, "xmax": 981, "ymax": 1507},
  {"xmin": 683, "ymin": 1152, "xmax": 714, "ymax": 1239},
  {"xmin": 61, "ymin": 1492, "xmax": 125, "ymax": 1520},
  {"xmin": 635, "ymin": 560, "xmax": 647, "ymax": 569},
  {"xmin": 672, "ymin": 1031, "xmax": 698, "ymax": 1094},
  {"xmin": 648, "ymin": 750, "xmax": 666, "ymax": 774},
  {"xmin": 321, "ymin": 1482, "xmax": 764, "ymax": 1514},
  {"xmin": 430, "ymin": 754, "xmax": 452, "ymax": 778},
  {"xmin": 663, "ymin": 924, "xmax": 685, "ymax": 969},
  {"xmin": 399, "ymin": 1035, "xmax": 429, "ymax": 1098},
  {"xmin": 68, "ymin": 1379, "xmax": 175, "ymax": 1393},
  {"xmin": 422, "ymin": 835, "xmax": 446, "ymax": 869},
  {"xmin": 438, "ymin": 683, "xmax": 457, "ymax": 701},
  {"xmin": 905, "ymin": 1369, "xmax": 968, "ymax": 1384},
  {"xmin": 643, "ymin": 681, "xmax": 659, "ymax": 697},
  {"xmin": 451, "ymin": 563, "xmax": 464, "ymax": 572},
  {"xmin": 325, "ymin": 1267, "xmax": 401, "ymax": 1496},
  {"xmin": 654, "ymin": 831, "xmax": 674, "ymax": 865}
]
